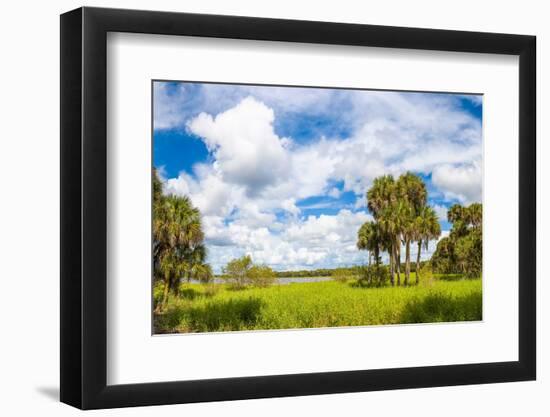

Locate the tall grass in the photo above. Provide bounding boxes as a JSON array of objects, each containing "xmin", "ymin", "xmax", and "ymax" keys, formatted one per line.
[{"xmin": 153, "ymin": 276, "xmax": 482, "ymax": 334}]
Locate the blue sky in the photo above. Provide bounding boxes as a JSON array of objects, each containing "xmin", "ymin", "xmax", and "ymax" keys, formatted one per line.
[{"xmin": 154, "ymin": 81, "xmax": 482, "ymax": 272}]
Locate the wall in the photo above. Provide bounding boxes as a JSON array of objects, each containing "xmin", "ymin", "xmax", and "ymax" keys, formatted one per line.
[{"xmin": 0, "ymin": 0, "xmax": 545, "ymax": 415}]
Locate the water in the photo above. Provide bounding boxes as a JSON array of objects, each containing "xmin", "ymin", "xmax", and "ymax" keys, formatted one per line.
[
  {"xmin": 275, "ymin": 276, "xmax": 333, "ymax": 284},
  {"xmin": 189, "ymin": 276, "xmax": 333, "ymax": 285}
]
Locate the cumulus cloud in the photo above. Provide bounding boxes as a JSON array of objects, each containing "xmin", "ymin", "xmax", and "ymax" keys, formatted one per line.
[
  {"xmin": 432, "ymin": 162, "xmax": 482, "ymax": 204},
  {"xmin": 187, "ymin": 97, "xmax": 291, "ymax": 196},
  {"xmin": 202, "ymin": 209, "xmax": 372, "ymax": 272},
  {"xmin": 153, "ymin": 82, "xmax": 188, "ymax": 130},
  {"xmin": 432, "ymin": 204, "xmax": 449, "ymax": 222}
]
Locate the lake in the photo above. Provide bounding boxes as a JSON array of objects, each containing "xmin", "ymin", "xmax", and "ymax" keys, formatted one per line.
[{"xmin": 189, "ymin": 276, "xmax": 334, "ymax": 285}]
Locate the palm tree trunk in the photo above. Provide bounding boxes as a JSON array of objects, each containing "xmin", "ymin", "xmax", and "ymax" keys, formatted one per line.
[
  {"xmin": 389, "ymin": 246, "xmax": 395, "ymax": 286},
  {"xmin": 396, "ymin": 241, "xmax": 401, "ymax": 285},
  {"xmin": 159, "ymin": 278, "xmax": 170, "ymax": 312},
  {"xmin": 416, "ymin": 240, "xmax": 422, "ymax": 285},
  {"xmin": 173, "ymin": 276, "xmax": 180, "ymax": 297},
  {"xmin": 405, "ymin": 239, "xmax": 411, "ymax": 286},
  {"xmin": 374, "ymin": 247, "xmax": 379, "ymax": 285},
  {"xmin": 395, "ymin": 239, "xmax": 401, "ymax": 286}
]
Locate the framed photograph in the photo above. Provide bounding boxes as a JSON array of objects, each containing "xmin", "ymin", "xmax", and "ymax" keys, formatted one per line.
[{"xmin": 60, "ymin": 6, "xmax": 536, "ymax": 409}]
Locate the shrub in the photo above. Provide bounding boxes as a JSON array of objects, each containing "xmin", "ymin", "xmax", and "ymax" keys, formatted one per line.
[
  {"xmin": 358, "ymin": 264, "xmax": 389, "ymax": 286},
  {"xmin": 222, "ymin": 255, "xmax": 253, "ymax": 289},
  {"xmin": 222, "ymin": 255, "xmax": 277, "ymax": 288},
  {"xmin": 331, "ymin": 268, "xmax": 351, "ymax": 283},
  {"xmin": 248, "ymin": 265, "xmax": 276, "ymax": 288},
  {"xmin": 204, "ymin": 283, "xmax": 221, "ymax": 297},
  {"xmin": 418, "ymin": 262, "xmax": 435, "ymax": 287}
]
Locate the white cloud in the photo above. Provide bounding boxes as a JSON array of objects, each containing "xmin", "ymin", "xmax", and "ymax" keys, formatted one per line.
[
  {"xmin": 327, "ymin": 187, "xmax": 341, "ymax": 199},
  {"xmin": 153, "ymin": 82, "xmax": 188, "ymax": 130},
  {"xmin": 460, "ymin": 94, "xmax": 483, "ymax": 106},
  {"xmin": 187, "ymin": 97, "xmax": 291, "ymax": 196},
  {"xmin": 164, "ymin": 166, "xmax": 239, "ymax": 218},
  {"xmin": 432, "ymin": 162, "xmax": 482, "ymax": 204},
  {"xmin": 286, "ymin": 210, "xmax": 369, "ymax": 245},
  {"xmin": 202, "ymin": 209, "xmax": 372, "ymax": 272},
  {"xmin": 433, "ymin": 204, "xmax": 449, "ymax": 222},
  {"xmin": 281, "ymin": 198, "xmax": 300, "ymax": 216}
]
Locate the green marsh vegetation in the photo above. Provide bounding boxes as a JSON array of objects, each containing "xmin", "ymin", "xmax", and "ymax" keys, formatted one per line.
[
  {"xmin": 153, "ymin": 277, "xmax": 482, "ymax": 333},
  {"xmin": 152, "ymin": 170, "xmax": 482, "ymax": 333}
]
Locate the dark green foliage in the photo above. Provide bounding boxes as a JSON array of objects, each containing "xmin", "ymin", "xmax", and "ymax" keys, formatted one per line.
[
  {"xmin": 155, "ymin": 295, "xmax": 264, "ymax": 333},
  {"xmin": 152, "ymin": 167, "xmax": 163, "ymax": 205},
  {"xmin": 357, "ymin": 264, "xmax": 389, "ymax": 286},
  {"xmin": 455, "ymin": 228, "xmax": 483, "ymax": 278},
  {"xmin": 399, "ymin": 291, "xmax": 482, "ymax": 323},
  {"xmin": 152, "ymin": 169, "xmax": 212, "ymax": 311},
  {"xmin": 432, "ymin": 203, "xmax": 482, "ymax": 278},
  {"xmin": 431, "ymin": 237, "xmax": 457, "ymax": 274}
]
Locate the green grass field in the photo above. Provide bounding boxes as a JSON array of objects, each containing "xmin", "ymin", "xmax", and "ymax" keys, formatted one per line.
[{"xmin": 153, "ymin": 275, "xmax": 482, "ymax": 334}]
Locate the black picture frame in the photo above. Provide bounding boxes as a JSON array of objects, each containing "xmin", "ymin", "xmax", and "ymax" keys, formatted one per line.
[{"xmin": 60, "ymin": 6, "xmax": 536, "ymax": 410}]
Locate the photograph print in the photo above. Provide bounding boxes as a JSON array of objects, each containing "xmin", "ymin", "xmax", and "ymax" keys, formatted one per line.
[{"xmin": 152, "ymin": 81, "xmax": 483, "ymax": 334}]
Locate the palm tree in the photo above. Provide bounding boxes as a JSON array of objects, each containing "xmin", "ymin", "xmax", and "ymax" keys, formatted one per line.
[
  {"xmin": 367, "ymin": 175, "xmax": 396, "ymax": 216},
  {"xmin": 153, "ymin": 192, "xmax": 206, "ymax": 311},
  {"xmin": 190, "ymin": 262, "xmax": 214, "ymax": 283},
  {"xmin": 447, "ymin": 204, "xmax": 464, "ymax": 223},
  {"xmin": 364, "ymin": 172, "xmax": 443, "ymax": 286},
  {"xmin": 468, "ymin": 203, "xmax": 482, "ymax": 229},
  {"xmin": 357, "ymin": 221, "xmax": 377, "ymax": 266},
  {"xmin": 400, "ymin": 205, "xmax": 416, "ymax": 286},
  {"xmin": 379, "ymin": 201, "xmax": 409, "ymax": 286},
  {"xmin": 153, "ymin": 167, "xmax": 163, "ymax": 206},
  {"xmin": 357, "ymin": 221, "xmax": 384, "ymax": 284},
  {"xmin": 397, "ymin": 172, "xmax": 427, "ymax": 285},
  {"xmin": 414, "ymin": 206, "xmax": 441, "ymax": 284},
  {"xmin": 367, "ymin": 175, "xmax": 398, "ymax": 284},
  {"xmin": 432, "ymin": 203, "xmax": 482, "ymax": 277}
]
